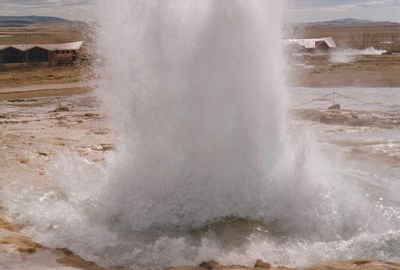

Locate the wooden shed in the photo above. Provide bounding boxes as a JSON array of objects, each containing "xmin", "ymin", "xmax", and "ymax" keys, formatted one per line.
[{"xmin": 0, "ymin": 41, "xmax": 83, "ymax": 65}]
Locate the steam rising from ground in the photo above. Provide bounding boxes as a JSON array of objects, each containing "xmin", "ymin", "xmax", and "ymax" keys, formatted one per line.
[
  {"xmin": 2, "ymin": 1, "xmax": 400, "ymax": 269},
  {"xmin": 330, "ymin": 47, "xmax": 387, "ymax": 63}
]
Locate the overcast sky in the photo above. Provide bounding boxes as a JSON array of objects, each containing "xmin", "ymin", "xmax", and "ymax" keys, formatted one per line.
[
  {"xmin": 1, "ymin": 0, "xmax": 400, "ymax": 23},
  {"xmin": 0, "ymin": 0, "xmax": 95, "ymax": 21},
  {"xmin": 287, "ymin": 0, "xmax": 400, "ymax": 22}
]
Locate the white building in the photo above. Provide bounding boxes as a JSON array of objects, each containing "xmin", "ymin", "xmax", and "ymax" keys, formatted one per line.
[{"xmin": 283, "ymin": 37, "xmax": 336, "ymax": 51}]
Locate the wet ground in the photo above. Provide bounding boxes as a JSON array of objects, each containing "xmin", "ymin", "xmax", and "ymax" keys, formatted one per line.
[
  {"xmin": 290, "ymin": 87, "xmax": 400, "ymax": 209},
  {"xmin": 0, "ymin": 86, "xmax": 398, "ymax": 269},
  {"xmin": 0, "ymin": 92, "xmax": 113, "ymax": 269}
]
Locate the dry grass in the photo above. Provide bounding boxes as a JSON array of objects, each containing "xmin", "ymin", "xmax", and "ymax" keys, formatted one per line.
[
  {"xmin": 0, "ymin": 25, "xmax": 90, "ymax": 45},
  {"xmin": 288, "ymin": 53, "xmax": 400, "ymax": 87},
  {"xmin": 0, "ymin": 63, "xmax": 92, "ymax": 88}
]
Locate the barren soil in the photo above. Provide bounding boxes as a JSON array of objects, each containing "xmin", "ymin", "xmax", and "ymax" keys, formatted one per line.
[{"xmin": 288, "ymin": 53, "xmax": 400, "ymax": 87}]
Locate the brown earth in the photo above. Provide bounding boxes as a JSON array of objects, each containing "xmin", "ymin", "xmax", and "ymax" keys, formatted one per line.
[
  {"xmin": 0, "ymin": 91, "xmax": 114, "ymax": 269},
  {"xmin": 287, "ymin": 53, "xmax": 400, "ymax": 87},
  {"xmin": 0, "ymin": 63, "xmax": 93, "ymax": 88},
  {"xmin": 0, "ymin": 87, "xmax": 91, "ymax": 101}
]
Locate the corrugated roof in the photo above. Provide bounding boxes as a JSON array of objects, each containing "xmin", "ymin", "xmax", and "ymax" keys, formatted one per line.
[
  {"xmin": 284, "ymin": 37, "xmax": 336, "ymax": 49},
  {"xmin": 0, "ymin": 45, "xmax": 11, "ymax": 50},
  {"xmin": 0, "ymin": 41, "xmax": 83, "ymax": 52},
  {"xmin": 11, "ymin": 44, "xmax": 36, "ymax": 51},
  {"xmin": 37, "ymin": 41, "xmax": 83, "ymax": 51}
]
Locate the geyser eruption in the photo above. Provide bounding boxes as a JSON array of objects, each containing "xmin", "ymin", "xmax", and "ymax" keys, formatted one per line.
[
  {"xmin": 3, "ymin": 0, "xmax": 400, "ymax": 269},
  {"xmin": 97, "ymin": 0, "xmax": 287, "ymax": 232}
]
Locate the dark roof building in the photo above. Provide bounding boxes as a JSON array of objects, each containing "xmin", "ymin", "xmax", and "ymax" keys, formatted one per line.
[{"xmin": 0, "ymin": 41, "xmax": 83, "ymax": 64}]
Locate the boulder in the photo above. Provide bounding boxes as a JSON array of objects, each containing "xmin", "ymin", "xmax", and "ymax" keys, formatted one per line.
[
  {"xmin": 199, "ymin": 260, "xmax": 222, "ymax": 270},
  {"xmin": 254, "ymin": 259, "xmax": 271, "ymax": 269},
  {"xmin": 328, "ymin": 103, "xmax": 341, "ymax": 110},
  {"xmin": 54, "ymin": 106, "xmax": 69, "ymax": 112}
]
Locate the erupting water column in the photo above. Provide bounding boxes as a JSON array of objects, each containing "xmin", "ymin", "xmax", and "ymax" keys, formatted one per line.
[{"xmin": 96, "ymin": 0, "xmax": 287, "ymax": 231}]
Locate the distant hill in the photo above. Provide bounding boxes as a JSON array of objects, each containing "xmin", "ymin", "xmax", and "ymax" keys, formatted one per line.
[
  {"xmin": 306, "ymin": 18, "xmax": 398, "ymax": 25},
  {"xmin": 317, "ymin": 18, "xmax": 374, "ymax": 24},
  {"xmin": 0, "ymin": 15, "xmax": 84, "ymax": 27}
]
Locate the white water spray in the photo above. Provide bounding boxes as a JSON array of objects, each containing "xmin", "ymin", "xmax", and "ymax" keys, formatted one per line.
[{"xmin": 96, "ymin": 0, "xmax": 287, "ymax": 232}]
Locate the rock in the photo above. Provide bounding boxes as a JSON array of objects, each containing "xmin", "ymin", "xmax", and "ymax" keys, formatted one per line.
[
  {"xmin": 54, "ymin": 106, "xmax": 69, "ymax": 112},
  {"xmin": 320, "ymin": 115, "xmax": 346, "ymax": 124},
  {"xmin": 350, "ymin": 112, "xmax": 359, "ymax": 119},
  {"xmin": 168, "ymin": 259, "xmax": 400, "ymax": 270},
  {"xmin": 90, "ymin": 144, "xmax": 115, "ymax": 152},
  {"xmin": 255, "ymin": 260, "xmax": 271, "ymax": 269},
  {"xmin": 8, "ymin": 99, "xmax": 26, "ymax": 103},
  {"xmin": 294, "ymin": 109, "xmax": 324, "ymax": 121},
  {"xmin": 350, "ymin": 148, "xmax": 367, "ymax": 155},
  {"xmin": 269, "ymin": 267, "xmax": 290, "ymax": 270},
  {"xmin": 94, "ymin": 130, "xmax": 109, "ymax": 135},
  {"xmin": 328, "ymin": 103, "xmax": 341, "ymax": 110},
  {"xmin": 165, "ymin": 267, "xmax": 197, "ymax": 270},
  {"xmin": 199, "ymin": 260, "xmax": 222, "ymax": 270},
  {"xmin": 100, "ymin": 143, "xmax": 115, "ymax": 151},
  {"xmin": 19, "ymin": 158, "xmax": 29, "ymax": 164},
  {"xmin": 61, "ymin": 248, "xmax": 74, "ymax": 255},
  {"xmin": 345, "ymin": 119, "xmax": 373, "ymax": 127},
  {"xmin": 305, "ymin": 259, "xmax": 400, "ymax": 270},
  {"xmin": 16, "ymin": 247, "xmax": 36, "ymax": 254}
]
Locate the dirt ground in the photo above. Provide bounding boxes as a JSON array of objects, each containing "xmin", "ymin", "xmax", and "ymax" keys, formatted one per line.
[
  {"xmin": 0, "ymin": 92, "xmax": 117, "ymax": 269},
  {"xmin": 288, "ymin": 53, "xmax": 400, "ymax": 87},
  {"xmin": 0, "ymin": 64, "xmax": 92, "ymax": 88}
]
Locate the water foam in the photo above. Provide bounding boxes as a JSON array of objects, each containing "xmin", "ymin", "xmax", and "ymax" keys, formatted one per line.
[{"xmin": 2, "ymin": 1, "xmax": 400, "ymax": 269}]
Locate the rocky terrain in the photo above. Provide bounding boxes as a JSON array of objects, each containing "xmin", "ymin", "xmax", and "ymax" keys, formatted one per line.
[{"xmin": 167, "ymin": 259, "xmax": 400, "ymax": 270}]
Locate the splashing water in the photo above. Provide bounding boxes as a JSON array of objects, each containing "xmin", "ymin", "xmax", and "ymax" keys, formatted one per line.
[{"xmin": 2, "ymin": 1, "xmax": 400, "ymax": 269}]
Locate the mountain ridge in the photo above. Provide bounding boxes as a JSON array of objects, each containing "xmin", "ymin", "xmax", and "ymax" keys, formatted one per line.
[
  {"xmin": 306, "ymin": 18, "xmax": 399, "ymax": 25},
  {"xmin": 0, "ymin": 15, "xmax": 85, "ymax": 27}
]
